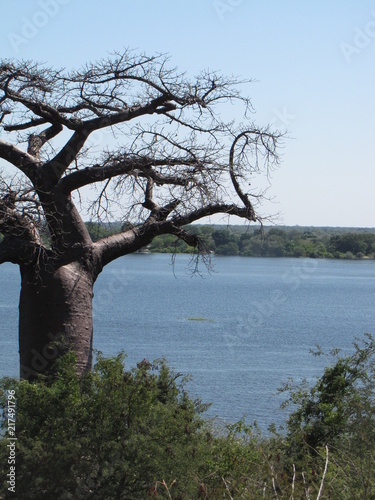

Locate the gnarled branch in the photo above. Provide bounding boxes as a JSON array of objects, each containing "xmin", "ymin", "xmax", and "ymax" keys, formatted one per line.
[{"xmin": 0, "ymin": 140, "xmax": 40, "ymax": 180}]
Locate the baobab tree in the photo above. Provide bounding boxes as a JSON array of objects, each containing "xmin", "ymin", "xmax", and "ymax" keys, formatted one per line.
[{"xmin": 0, "ymin": 51, "xmax": 282, "ymax": 379}]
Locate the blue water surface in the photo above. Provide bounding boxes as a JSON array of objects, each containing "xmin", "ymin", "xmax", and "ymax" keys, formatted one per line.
[{"xmin": 1, "ymin": 255, "xmax": 375, "ymax": 431}]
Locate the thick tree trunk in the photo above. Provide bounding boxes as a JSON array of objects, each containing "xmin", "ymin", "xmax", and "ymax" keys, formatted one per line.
[{"xmin": 19, "ymin": 261, "xmax": 95, "ymax": 380}]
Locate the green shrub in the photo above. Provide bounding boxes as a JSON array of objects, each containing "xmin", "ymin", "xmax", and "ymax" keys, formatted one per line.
[
  {"xmin": 1, "ymin": 336, "xmax": 374, "ymax": 498},
  {"xmin": 279, "ymin": 334, "xmax": 375, "ymax": 498},
  {"xmin": 0, "ymin": 353, "xmax": 211, "ymax": 499}
]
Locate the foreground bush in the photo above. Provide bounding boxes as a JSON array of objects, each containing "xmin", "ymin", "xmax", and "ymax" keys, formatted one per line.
[
  {"xmin": 0, "ymin": 336, "xmax": 374, "ymax": 498},
  {"xmin": 0, "ymin": 354, "xmax": 214, "ymax": 499},
  {"xmin": 279, "ymin": 333, "xmax": 375, "ymax": 498}
]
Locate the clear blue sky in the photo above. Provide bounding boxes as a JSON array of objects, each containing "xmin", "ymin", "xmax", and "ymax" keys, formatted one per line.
[{"xmin": 1, "ymin": 0, "xmax": 375, "ymax": 227}]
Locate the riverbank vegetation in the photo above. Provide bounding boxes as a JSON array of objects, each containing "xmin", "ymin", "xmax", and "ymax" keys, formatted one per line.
[
  {"xmin": 1, "ymin": 335, "xmax": 374, "ymax": 498},
  {"xmin": 86, "ymin": 223, "xmax": 375, "ymax": 259}
]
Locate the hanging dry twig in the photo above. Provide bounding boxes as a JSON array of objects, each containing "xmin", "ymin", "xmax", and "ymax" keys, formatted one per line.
[{"xmin": 316, "ymin": 445, "xmax": 329, "ymax": 500}]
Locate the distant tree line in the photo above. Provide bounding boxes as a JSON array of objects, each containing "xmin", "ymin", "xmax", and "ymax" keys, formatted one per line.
[{"xmin": 85, "ymin": 223, "xmax": 375, "ymax": 259}]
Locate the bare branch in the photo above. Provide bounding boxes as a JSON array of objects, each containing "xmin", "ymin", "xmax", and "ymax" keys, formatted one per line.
[
  {"xmin": 42, "ymin": 129, "xmax": 91, "ymax": 184},
  {"xmin": 316, "ymin": 445, "xmax": 329, "ymax": 500},
  {"xmin": 58, "ymin": 154, "xmax": 193, "ymax": 193},
  {"xmin": 0, "ymin": 51, "xmax": 285, "ymax": 381},
  {"xmin": 27, "ymin": 123, "xmax": 63, "ymax": 157},
  {"xmin": 4, "ymin": 117, "xmax": 48, "ymax": 131},
  {"xmin": 171, "ymin": 203, "xmax": 258, "ymax": 226},
  {"xmin": 0, "ymin": 139, "xmax": 40, "ymax": 179},
  {"xmin": 0, "ymin": 183, "xmax": 44, "ymax": 266},
  {"xmin": 0, "ymin": 50, "xmax": 283, "ymax": 269}
]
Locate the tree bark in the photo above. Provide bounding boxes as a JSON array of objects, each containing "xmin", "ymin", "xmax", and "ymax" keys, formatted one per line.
[
  {"xmin": 19, "ymin": 261, "xmax": 94, "ymax": 380},
  {"xmin": 0, "ymin": 53, "xmax": 283, "ymax": 379}
]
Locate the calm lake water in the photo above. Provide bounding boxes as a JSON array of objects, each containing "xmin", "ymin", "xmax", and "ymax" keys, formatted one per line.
[{"xmin": 1, "ymin": 255, "xmax": 375, "ymax": 431}]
